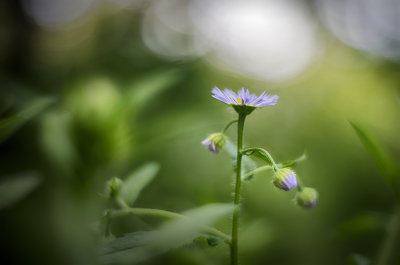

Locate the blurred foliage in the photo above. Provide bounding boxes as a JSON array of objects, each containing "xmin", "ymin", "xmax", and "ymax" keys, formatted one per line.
[
  {"xmin": 1, "ymin": 1, "xmax": 400, "ymax": 265},
  {"xmin": 0, "ymin": 172, "xmax": 41, "ymax": 210},
  {"xmin": 119, "ymin": 162, "xmax": 160, "ymax": 206},
  {"xmin": 101, "ymin": 204, "xmax": 233, "ymax": 264}
]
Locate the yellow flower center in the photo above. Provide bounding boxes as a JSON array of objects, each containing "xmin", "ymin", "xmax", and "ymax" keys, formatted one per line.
[{"xmin": 237, "ymin": 98, "xmax": 242, "ymax": 104}]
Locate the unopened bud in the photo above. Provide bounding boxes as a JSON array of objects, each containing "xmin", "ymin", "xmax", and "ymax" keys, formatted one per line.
[
  {"xmin": 106, "ymin": 177, "xmax": 123, "ymax": 198},
  {"xmin": 296, "ymin": 187, "xmax": 318, "ymax": 209},
  {"xmin": 201, "ymin": 133, "xmax": 226, "ymax": 155},
  {"xmin": 273, "ymin": 168, "xmax": 298, "ymax": 191}
]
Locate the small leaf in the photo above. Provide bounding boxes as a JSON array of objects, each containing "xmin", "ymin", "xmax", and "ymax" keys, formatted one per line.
[
  {"xmin": 224, "ymin": 140, "xmax": 257, "ymax": 179},
  {"xmin": 0, "ymin": 173, "xmax": 41, "ymax": 210},
  {"xmin": 120, "ymin": 162, "xmax": 160, "ymax": 206},
  {"xmin": 350, "ymin": 122, "xmax": 399, "ymax": 195},
  {"xmin": 100, "ymin": 203, "xmax": 233, "ymax": 264},
  {"xmin": 278, "ymin": 152, "xmax": 307, "ymax": 168},
  {"xmin": 0, "ymin": 97, "xmax": 54, "ymax": 143},
  {"xmin": 347, "ymin": 253, "xmax": 371, "ymax": 265}
]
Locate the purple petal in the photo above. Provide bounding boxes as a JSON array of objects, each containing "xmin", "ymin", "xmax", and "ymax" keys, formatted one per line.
[
  {"xmin": 255, "ymin": 94, "xmax": 279, "ymax": 107},
  {"xmin": 211, "ymin": 87, "xmax": 232, "ymax": 104},
  {"xmin": 211, "ymin": 87, "xmax": 278, "ymax": 108},
  {"xmin": 224, "ymin": 89, "xmax": 239, "ymax": 104}
]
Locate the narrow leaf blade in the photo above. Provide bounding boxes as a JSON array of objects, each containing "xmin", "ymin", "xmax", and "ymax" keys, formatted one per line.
[
  {"xmin": 0, "ymin": 173, "xmax": 41, "ymax": 210},
  {"xmin": 278, "ymin": 152, "xmax": 307, "ymax": 168},
  {"xmin": 350, "ymin": 122, "xmax": 399, "ymax": 192},
  {"xmin": 125, "ymin": 70, "xmax": 181, "ymax": 112},
  {"xmin": 100, "ymin": 203, "xmax": 233, "ymax": 264},
  {"xmin": 120, "ymin": 162, "xmax": 160, "ymax": 206},
  {"xmin": 0, "ymin": 97, "xmax": 54, "ymax": 143}
]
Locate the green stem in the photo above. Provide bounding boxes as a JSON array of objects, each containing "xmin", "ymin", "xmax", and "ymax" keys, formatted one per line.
[
  {"xmin": 296, "ymin": 177, "xmax": 304, "ymax": 192},
  {"xmin": 243, "ymin": 165, "xmax": 273, "ymax": 181},
  {"xmin": 223, "ymin": 120, "xmax": 238, "ymax": 134},
  {"xmin": 111, "ymin": 199, "xmax": 232, "ymax": 244},
  {"xmin": 115, "ymin": 196, "xmax": 130, "ymax": 209},
  {"xmin": 231, "ymin": 113, "xmax": 246, "ymax": 265}
]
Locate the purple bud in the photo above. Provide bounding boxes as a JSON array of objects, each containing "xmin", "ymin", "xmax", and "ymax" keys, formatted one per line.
[
  {"xmin": 201, "ymin": 133, "xmax": 226, "ymax": 155},
  {"xmin": 273, "ymin": 168, "xmax": 298, "ymax": 191},
  {"xmin": 296, "ymin": 187, "xmax": 318, "ymax": 209}
]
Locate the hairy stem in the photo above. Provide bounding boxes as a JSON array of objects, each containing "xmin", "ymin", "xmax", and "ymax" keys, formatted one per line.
[{"xmin": 231, "ymin": 113, "xmax": 246, "ymax": 265}]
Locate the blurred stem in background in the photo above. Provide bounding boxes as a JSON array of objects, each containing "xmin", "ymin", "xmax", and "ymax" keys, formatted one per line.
[
  {"xmin": 351, "ymin": 122, "xmax": 400, "ymax": 265},
  {"xmin": 376, "ymin": 206, "xmax": 400, "ymax": 265}
]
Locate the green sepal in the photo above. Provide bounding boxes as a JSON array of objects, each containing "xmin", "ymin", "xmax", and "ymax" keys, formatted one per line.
[{"xmin": 232, "ymin": 105, "xmax": 256, "ymax": 115}]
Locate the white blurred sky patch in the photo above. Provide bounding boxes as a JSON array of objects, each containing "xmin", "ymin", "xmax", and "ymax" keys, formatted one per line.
[
  {"xmin": 141, "ymin": 0, "xmax": 209, "ymax": 59},
  {"xmin": 141, "ymin": 0, "xmax": 318, "ymax": 81},
  {"xmin": 189, "ymin": 0, "xmax": 318, "ymax": 81},
  {"xmin": 317, "ymin": 0, "xmax": 400, "ymax": 60}
]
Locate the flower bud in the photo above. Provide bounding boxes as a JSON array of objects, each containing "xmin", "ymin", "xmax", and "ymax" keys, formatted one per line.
[
  {"xmin": 201, "ymin": 133, "xmax": 226, "ymax": 154},
  {"xmin": 296, "ymin": 187, "xmax": 318, "ymax": 208},
  {"xmin": 106, "ymin": 177, "xmax": 123, "ymax": 198},
  {"xmin": 273, "ymin": 168, "xmax": 297, "ymax": 191}
]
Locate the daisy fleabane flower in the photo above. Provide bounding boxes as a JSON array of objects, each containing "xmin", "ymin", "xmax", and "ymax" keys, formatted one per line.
[{"xmin": 211, "ymin": 87, "xmax": 278, "ymax": 107}]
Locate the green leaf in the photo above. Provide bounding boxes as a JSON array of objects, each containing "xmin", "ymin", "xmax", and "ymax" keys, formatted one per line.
[
  {"xmin": 350, "ymin": 122, "xmax": 399, "ymax": 195},
  {"xmin": 224, "ymin": 139, "xmax": 257, "ymax": 180},
  {"xmin": 100, "ymin": 203, "xmax": 233, "ymax": 264},
  {"xmin": 0, "ymin": 97, "xmax": 54, "ymax": 143},
  {"xmin": 278, "ymin": 152, "xmax": 307, "ymax": 168},
  {"xmin": 0, "ymin": 173, "xmax": 41, "ymax": 210},
  {"xmin": 120, "ymin": 162, "xmax": 160, "ymax": 206},
  {"xmin": 347, "ymin": 254, "xmax": 371, "ymax": 265},
  {"xmin": 124, "ymin": 70, "xmax": 181, "ymax": 112},
  {"xmin": 40, "ymin": 111, "xmax": 76, "ymax": 175}
]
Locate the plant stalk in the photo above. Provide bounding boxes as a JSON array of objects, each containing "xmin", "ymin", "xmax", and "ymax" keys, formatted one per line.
[{"xmin": 231, "ymin": 113, "xmax": 246, "ymax": 265}]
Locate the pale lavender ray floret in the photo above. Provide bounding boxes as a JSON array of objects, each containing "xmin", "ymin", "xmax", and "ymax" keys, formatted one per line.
[{"xmin": 211, "ymin": 87, "xmax": 278, "ymax": 107}]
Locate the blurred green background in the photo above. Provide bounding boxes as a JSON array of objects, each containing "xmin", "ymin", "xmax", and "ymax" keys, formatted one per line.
[{"xmin": 1, "ymin": 0, "xmax": 400, "ymax": 265}]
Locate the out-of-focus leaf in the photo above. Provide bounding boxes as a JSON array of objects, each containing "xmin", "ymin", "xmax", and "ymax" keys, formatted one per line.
[
  {"xmin": 278, "ymin": 152, "xmax": 307, "ymax": 168},
  {"xmin": 124, "ymin": 70, "xmax": 181, "ymax": 112},
  {"xmin": 347, "ymin": 254, "xmax": 371, "ymax": 265},
  {"xmin": 350, "ymin": 122, "xmax": 399, "ymax": 195},
  {"xmin": 100, "ymin": 203, "xmax": 233, "ymax": 264},
  {"xmin": 120, "ymin": 162, "xmax": 160, "ymax": 206},
  {"xmin": 224, "ymin": 139, "xmax": 257, "ymax": 180},
  {"xmin": 0, "ymin": 97, "xmax": 54, "ymax": 143},
  {"xmin": 40, "ymin": 111, "xmax": 76, "ymax": 175},
  {"xmin": 0, "ymin": 173, "xmax": 41, "ymax": 210},
  {"xmin": 337, "ymin": 212, "xmax": 388, "ymax": 238}
]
